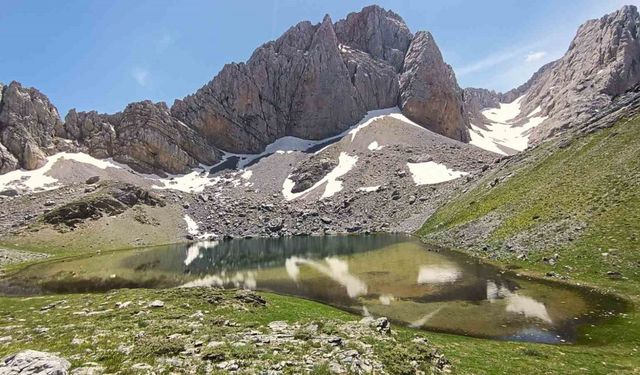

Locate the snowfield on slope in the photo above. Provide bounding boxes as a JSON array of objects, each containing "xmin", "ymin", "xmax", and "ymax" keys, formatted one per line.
[
  {"xmin": 282, "ymin": 152, "xmax": 359, "ymax": 200},
  {"xmin": 407, "ymin": 161, "xmax": 468, "ymax": 185},
  {"xmin": 0, "ymin": 152, "xmax": 122, "ymax": 192},
  {"xmin": 469, "ymin": 96, "xmax": 548, "ymax": 155}
]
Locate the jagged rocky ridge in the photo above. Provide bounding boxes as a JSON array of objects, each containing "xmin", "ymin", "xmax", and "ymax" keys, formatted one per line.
[
  {"xmin": 4, "ymin": 5, "xmax": 640, "ymax": 176},
  {"xmin": 464, "ymin": 5, "xmax": 640, "ymax": 144},
  {"xmin": 1, "ymin": 5, "xmax": 470, "ymax": 175}
]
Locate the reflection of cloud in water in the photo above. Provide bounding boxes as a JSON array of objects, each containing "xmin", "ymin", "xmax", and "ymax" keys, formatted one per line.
[
  {"xmin": 180, "ymin": 270, "xmax": 256, "ymax": 289},
  {"xmin": 180, "ymin": 275, "xmax": 224, "ymax": 288},
  {"xmin": 416, "ymin": 265, "xmax": 461, "ymax": 284},
  {"xmin": 285, "ymin": 258, "xmax": 300, "ymax": 281},
  {"xmin": 486, "ymin": 281, "xmax": 552, "ymax": 323},
  {"xmin": 410, "ymin": 306, "xmax": 444, "ymax": 328},
  {"xmin": 184, "ymin": 241, "xmax": 218, "ymax": 266},
  {"xmin": 379, "ymin": 294, "xmax": 395, "ymax": 305},
  {"xmin": 506, "ymin": 295, "xmax": 552, "ymax": 323},
  {"xmin": 285, "ymin": 256, "xmax": 368, "ymax": 298}
]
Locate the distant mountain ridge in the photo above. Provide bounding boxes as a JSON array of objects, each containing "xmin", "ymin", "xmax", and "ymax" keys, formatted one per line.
[
  {"xmin": 2, "ymin": 4, "xmax": 640, "ymax": 175},
  {"xmin": 464, "ymin": 5, "xmax": 640, "ymax": 144}
]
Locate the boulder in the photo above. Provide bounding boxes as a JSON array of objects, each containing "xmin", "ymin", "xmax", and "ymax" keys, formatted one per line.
[{"xmin": 1, "ymin": 350, "xmax": 70, "ymax": 374}]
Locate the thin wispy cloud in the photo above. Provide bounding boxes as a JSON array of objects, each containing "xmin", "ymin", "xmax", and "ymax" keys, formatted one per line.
[
  {"xmin": 525, "ymin": 51, "xmax": 547, "ymax": 62},
  {"xmin": 455, "ymin": 42, "xmax": 544, "ymax": 77},
  {"xmin": 156, "ymin": 33, "xmax": 176, "ymax": 49},
  {"xmin": 131, "ymin": 67, "xmax": 150, "ymax": 87}
]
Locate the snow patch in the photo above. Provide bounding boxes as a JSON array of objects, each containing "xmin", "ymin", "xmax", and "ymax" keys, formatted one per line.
[
  {"xmin": 348, "ymin": 108, "xmax": 404, "ymax": 141},
  {"xmin": 367, "ymin": 141, "xmax": 383, "ymax": 151},
  {"xmin": 470, "ymin": 96, "xmax": 548, "ymax": 155},
  {"xmin": 184, "ymin": 215, "xmax": 199, "ymax": 235},
  {"xmin": 282, "ymin": 152, "xmax": 358, "ymax": 201},
  {"xmin": 482, "ymin": 96, "xmax": 524, "ymax": 123},
  {"xmin": 183, "ymin": 215, "xmax": 217, "ymax": 240},
  {"xmin": 240, "ymin": 170, "xmax": 253, "ymax": 180},
  {"xmin": 0, "ymin": 152, "xmax": 121, "ymax": 193},
  {"xmin": 407, "ymin": 161, "xmax": 468, "ymax": 185},
  {"xmin": 358, "ymin": 185, "xmax": 380, "ymax": 192}
]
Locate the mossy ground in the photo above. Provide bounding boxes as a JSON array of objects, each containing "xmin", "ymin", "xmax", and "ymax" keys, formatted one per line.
[{"xmin": 0, "ymin": 288, "xmax": 445, "ymax": 374}]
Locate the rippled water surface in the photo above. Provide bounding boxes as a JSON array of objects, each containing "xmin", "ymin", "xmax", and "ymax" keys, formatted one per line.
[{"xmin": 8, "ymin": 234, "xmax": 627, "ymax": 343}]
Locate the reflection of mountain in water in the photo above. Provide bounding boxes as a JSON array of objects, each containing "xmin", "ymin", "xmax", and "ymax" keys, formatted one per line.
[{"xmin": 122, "ymin": 234, "xmax": 406, "ymax": 275}]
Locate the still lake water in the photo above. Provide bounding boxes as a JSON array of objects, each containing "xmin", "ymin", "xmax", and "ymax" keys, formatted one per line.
[{"xmin": 8, "ymin": 234, "xmax": 627, "ymax": 343}]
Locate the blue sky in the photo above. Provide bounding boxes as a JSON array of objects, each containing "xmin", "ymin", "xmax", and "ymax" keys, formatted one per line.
[{"xmin": 1, "ymin": 0, "xmax": 637, "ymax": 116}]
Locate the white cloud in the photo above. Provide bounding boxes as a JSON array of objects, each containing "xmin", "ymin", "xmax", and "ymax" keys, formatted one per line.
[
  {"xmin": 131, "ymin": 67, "xmax": 150, "ymax": 87},
  {"xmin": 455, "ymin": 42, "xmax": 543, "ymax": 77},
  {"xmin": 525, "ymin": 51, "xmax": 547, "ymax": 62}
]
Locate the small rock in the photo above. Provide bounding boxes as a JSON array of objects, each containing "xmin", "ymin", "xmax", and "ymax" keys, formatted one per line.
[
  {"xmin": 85, "ymin": 176, "xmax": 100, "ymax": 185},
  {"xmin": 0, "ymin": 189, "xmax": 18, "ymax": 197},
  {"xmin": 148, "ymin": 300, "xmax": 165, "ymax": 308},
  {"xmin": 606, "ymin": 271, "xmax": 623, "ymax": 279}
]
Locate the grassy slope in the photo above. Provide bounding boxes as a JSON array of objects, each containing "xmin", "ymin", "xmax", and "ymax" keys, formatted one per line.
[
  {"xmin": 417, "ymin": 116, "xmax": 640, "ymax": 373},
  {"xmin": 0, "ymin": 288, "xmax": 446, "ymax": 374}
]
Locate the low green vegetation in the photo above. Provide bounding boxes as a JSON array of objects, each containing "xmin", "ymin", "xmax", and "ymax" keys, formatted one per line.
[
  {"xmin": 417, "ymin": 116, "xmax": 640, "ymax": 373},
  {"xmin": 0, "ymin": 288, "xmax": 447, "ymax": 374}
]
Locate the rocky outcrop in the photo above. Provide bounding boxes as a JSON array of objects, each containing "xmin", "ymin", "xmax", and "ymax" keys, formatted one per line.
[
  {"xmin": 511, "ymin": 5, "xmax": 640, "ymax": 143},
  {"xmin": 399, "ymin": 32, "xmax": 469, "ymax": 142},
  {"xmin": 60, "ymin": 101, "xmax": 220, "ymax": 175},
  {"xmin": 0, "ymin": 5, "xmax": 477, "ymax": 175},
  {"xmin": 334, "ymin": 5, "xmax": 413, "ymax": 71},
  {"xmin": 172, "ymin": 6, "xmax": 469, "ymax": 153},
  {"xmin": 462, "ymin": 88, "xmax": 502, "ymax": 125},
  {"xmin": 1, "ymin": 350, "xmax": 70, "ymax": 374},
  {"xmin": 171, "ymin": 15, "xmax": 365, "ymax": 153},
  {"xmin": 42, "ymin": 183, "xmax": 165, "ymax": 228},
  {"xmin": 288, "ymin": 157, "xmax": 338, "ymax": 193},
  {"xmin": 59, "ymin": 109, "xmax": 119, "ymax": 159},
  {"xmin": 0, "ymin": 82, "xmax": 62, "ymax": 171}
]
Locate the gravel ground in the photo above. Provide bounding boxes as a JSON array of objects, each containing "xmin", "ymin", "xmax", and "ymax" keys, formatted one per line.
[{"xmin": 0, "ymin": 116, "xmax": 498, "ymax": 247}]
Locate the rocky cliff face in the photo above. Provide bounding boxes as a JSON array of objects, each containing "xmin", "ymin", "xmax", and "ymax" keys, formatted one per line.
[
  {"xmin": 399, "ymin": 32, "xmax": 469, "ymax": 142},
  {"xmin": 0, "ymin": 5, "xmax": 472, "ymax": 175},
  {"xmin": 59, "ymin": 101, "xmax": 220, "ymax": 175},
  {"xmin": 171, "ymin": 15, "xmax": 364, "ymax": 153},
  {"xmin": 0, "ymin": 82, "xmax": 62, "ymax": 172},
  {"xmin": 13, "ymin": 5, "xmax": 640, "ymax": 175},
  {"xmin": 525, "ymin": 5, "xmax": 640, "ymax": 142},
  {"xmin": 471, "ymin": 5, "xmax": 640, "ymax": 144},
  {"xmin": 334, "ymin": 5, "xmax": 412, "ymax": 71},
  {"xmin": 172, "ymin": 5, "xmax": 470, "ymax": 153}
]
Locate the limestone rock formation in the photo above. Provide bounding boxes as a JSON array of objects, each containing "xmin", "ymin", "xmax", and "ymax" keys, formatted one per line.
[
  {"xmin": 479, "ymin": 5, "xmax": 640, "ymax": 144},
  {"xmin": 462, "ymin": 88, "xmax": 501, "ymax": 126},
  {"xmin": 171, "ymin": 15, "xmax": 364, "ymax": 153},
  {"xmin": 60, "ymin": 101, "xmax": 220, "ymax": 175},
  {"xmin": 1, "ymin": 350, "xmax": 71, "ymax": 374},
  {"xmin": 0, "ymin": 81, "xmax": 62, "ymax": 171},
  {"xmin": 399, "ymin": 32, "xmax": 469, "ymax": 142},
  {"xmin": 172, "ymin": 6, "xmax": 469, "ymax": 153},
  {"xmin": 334, "ymin": 5, "xmax": 413, "ymax": 71},
  {"xmin": 525, "ymin": 5, "xmax": 640, "ymax": 142}
]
